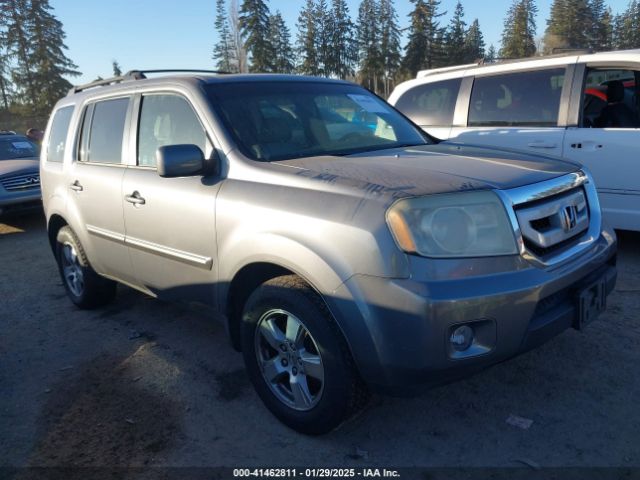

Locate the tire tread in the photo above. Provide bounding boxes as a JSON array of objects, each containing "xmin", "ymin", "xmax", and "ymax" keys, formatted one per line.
[{"xmin": 56, "ymin": 226, "xmax": 116, "ymax": 309}]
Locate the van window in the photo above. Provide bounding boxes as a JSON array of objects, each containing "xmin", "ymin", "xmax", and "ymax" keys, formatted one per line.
[
  {"xmin": 47, "ymin": 106, "xmax": 74, "ymax": 163},
  {"xmin": 395, "ymin": 78, "xmax": 461, "ymax": 126},
  {"xmin": 79, "ymin": 97, "xmax": 129, "ymax": 164},
  {"xmin": 137, "ymin": 94, "xmax": 208, "ymax": 167},
  {"xmin": 468, "ymin": 68, "xmax": 565, "ymax": 127},
  {"xmin": 582, "ymin": 68, "xmax": 639, "ymax": 128}
]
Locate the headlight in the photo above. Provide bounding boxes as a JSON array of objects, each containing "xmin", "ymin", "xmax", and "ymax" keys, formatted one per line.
[{"xmin": 386, "ymin": 191, "xmax": 518, "ymax": 258}]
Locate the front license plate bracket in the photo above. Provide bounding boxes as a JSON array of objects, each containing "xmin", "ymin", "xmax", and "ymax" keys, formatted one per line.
[{"xmin": 575, "ymin": 278, "xmax": 606, "ymax": 330}]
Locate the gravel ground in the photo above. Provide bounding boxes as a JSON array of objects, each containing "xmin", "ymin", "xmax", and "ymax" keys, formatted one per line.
[{"xmin": 1, "ymin": 211, "xmax": 639, "ymax": 473}]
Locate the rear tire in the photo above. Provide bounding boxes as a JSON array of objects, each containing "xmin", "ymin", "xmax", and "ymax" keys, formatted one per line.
[
  {"xmin": 55, "ymin": 226, "xmax": 116, "ymax": 309},
  {"xmin": 241, "ymin": 274, "xmax": 368, "ymax": 435}
]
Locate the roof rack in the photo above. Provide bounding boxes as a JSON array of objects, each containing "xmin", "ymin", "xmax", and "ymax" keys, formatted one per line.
[
  {"xmin": 68, "ymin": 69, "xmax": 230, "ymax": 95},
  {"xmin": 416, "ymin": 50, "xmax": 598, "ymax": 79},
  {"xmin": 68, "ymin": 71, "xmax": 144, "ymax": 95},
  {"xmin": 0, "ymin": 130, "xmax": 17, "ymax": 135},
  {"xmin": 550, "ymin": 48, "xmax": 593, "ymax": 55},
  {"xmin": 127, "ymin": 69, "xmax": 230, "ymax": 77},
  {"xmin": 417, "ymin": 62, "xmax": 480, "ymax": 78}
]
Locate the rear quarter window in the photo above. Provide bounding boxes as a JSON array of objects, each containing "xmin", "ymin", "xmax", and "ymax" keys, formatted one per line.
[
  {"xmin": 47, "ymin": 106, "xmax": 74, "ymax": 163},
  {"xmin": 468, "ymin": 68, "xmax": 565, "ymax": 127},
  {"xmin": 395, "ymin": 78, "xmax": 462, "ymax": 127}
]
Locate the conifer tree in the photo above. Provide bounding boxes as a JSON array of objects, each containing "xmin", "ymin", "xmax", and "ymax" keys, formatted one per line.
[
  {"xmin": 0, "ymin": 5, "xmax": 13, "ymax": 109},
  {"xmin": 27, "ymin": 0, "xmax": 79, "ymax": 113},
  {"xmin": 229, "ymin": 0, "xmax": 248, "ymax": 72},
  {"xmin": 239, "ymin": 0, "xmax": 272, "ymax": 72},
  {"xmin": 544, "ymin": 0, "xmax": 592, "ymax": 52},
  {"xmin": 357, "ymin": 0, "xmax": 381, "ymax": 91},
  {"xmin": 592, "ymin": 5, "xmax": 614, "ymax": 51},
  {"xmin": 296, "ymin": 0, "xmax": 320, "ymax": 75},
  {"xmin": 445, "ymin": 1, "xmax": 467, "ymax": 66},
  {"xmin": 500, "ymin": 0, "xmax": 537, "ymax": 58},
  {"xmin": 402, "ymin": 0, "xmax": 445, "ymax": 76},
  {"xmin": 112, "ymin": 60, "xmax": 122, "ymax": 76},
  {"xmin": 464, "ymin": 19, "xmax": 485, "ymax": 62},
  {"xmin": 485, "ymin": 44, "xmax": 497, "ymax": 62},
  {"xmin": 213, "ymin": 0, "xmax": 238, "ymax": 72},
  {"xmin": 3, "ymin": 0, "xmax": 36, "ymax": 104},
  {"xmin": 0, "ymin": 54, "xmax": 12, "ymax": 110},
  {"xmin": 379, "ymin": 0, "xmax": 401, "ymax": 95},
  {"xmin": 268, "ymin": 11, "xmax": 295, "ymax": 73},
  {"xmin": 314, "ymin": 0, "xmax": 332, "ymax": 76},
  {"xmin": 614, "ymin": 0, "xmax": 640, "ymax": 49},
  {"xmin": 327, "ymin": 0, "xmax": 357, "ymax": 79}
]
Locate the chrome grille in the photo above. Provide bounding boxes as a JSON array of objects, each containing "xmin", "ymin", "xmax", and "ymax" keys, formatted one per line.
[
  {"xmin": 0, "ymin": 172, "xmax": 40, "ymax": 191},
  {"xmin": 499, "ymin": 170, "xmax": 601, "ymax": 267},
  {"xmin": 515, "ymin": 188, "xmax": 589, "ymax": 252}
]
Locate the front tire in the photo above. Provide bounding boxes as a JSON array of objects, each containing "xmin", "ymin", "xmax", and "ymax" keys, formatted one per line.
[
  {"xmin": 55, "ymin": 226, "xmax": 116, "ymax": 309},
  {"xmin": 241, "ymin": 275, "xmax": 368, "ymax": 434}
]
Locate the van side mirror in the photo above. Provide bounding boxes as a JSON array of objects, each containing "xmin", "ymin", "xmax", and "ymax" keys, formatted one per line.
[{"xmin": 156, "ymin": 144, "xmax": 204, "ymax": 178}]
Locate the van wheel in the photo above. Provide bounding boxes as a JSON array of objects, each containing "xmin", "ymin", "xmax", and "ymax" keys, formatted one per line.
[
  {"xmin": 241, "ymin": 275, "xmax": 368, "ymax": 435},
  {"xmin": 55, "ymin": 226, "xmax": 116, "ymax": 309}
]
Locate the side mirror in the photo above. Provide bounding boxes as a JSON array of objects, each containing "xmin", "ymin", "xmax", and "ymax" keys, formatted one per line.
[{"xmin": 156, "ymin": 144, "xmax": 204, "ymax": 178}]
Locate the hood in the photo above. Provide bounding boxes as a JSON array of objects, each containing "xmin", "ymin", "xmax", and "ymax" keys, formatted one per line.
[
  {"xmin": 273, "ymin": 144, "xmax": 579, "ymax": 198},
  {"xmin": 0, "ymin": 158, "xmax": 39, "ymax": 177}
]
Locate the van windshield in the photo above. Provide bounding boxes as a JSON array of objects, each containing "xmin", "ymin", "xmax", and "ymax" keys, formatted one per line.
[{"xmin": 206, "ymin": 81, "xmax": 428, "ymax": 161}]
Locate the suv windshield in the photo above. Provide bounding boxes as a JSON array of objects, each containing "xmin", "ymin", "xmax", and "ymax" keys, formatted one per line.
[
  {"xmin": 0, "ymin": 136, "xmax": 39, "ymax": 160},
  {"xmin": 207, "ymin": 81, "xmax": 428, "ymax": 161}
]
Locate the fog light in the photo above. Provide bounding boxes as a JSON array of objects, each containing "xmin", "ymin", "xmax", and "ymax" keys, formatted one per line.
[{"xmin": 450, "ymin": 325, "xmax": 474, "ymax": 351}]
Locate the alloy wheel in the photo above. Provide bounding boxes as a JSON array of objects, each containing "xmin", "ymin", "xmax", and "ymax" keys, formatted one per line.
[
  {"xmin": 61, "ymin": 242, "xmax": 84, "ymax": 297},
  {"xmin": 254, "ymin": 309, "xmax": 324, "ymax": 411}
]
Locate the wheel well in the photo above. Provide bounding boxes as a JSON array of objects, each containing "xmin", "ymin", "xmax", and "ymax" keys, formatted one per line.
[
  {"xmin": 226, "ymin": 262, "xmax": 294, "ymax": 351},
  {"xmin": 47, "ymin": 214, "xmax": 68, "ymax": 254}
]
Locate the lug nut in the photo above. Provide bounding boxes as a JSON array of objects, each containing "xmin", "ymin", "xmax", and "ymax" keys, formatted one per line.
[
  {"xmin": 281, "ymin": 359, "xmax": 288, "ymax": 367},
  {"xmin": 280, "ymin": 344, "xmax": 287, "ymax": 352},
  {"xmin": 291, "ymin": 367, "xmax": 298, "ymax": 375}
]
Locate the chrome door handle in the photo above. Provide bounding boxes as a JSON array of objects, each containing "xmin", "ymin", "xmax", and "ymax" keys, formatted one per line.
[
  {"xmin": 125, "ymin": 191, "xmax": 146, "ymax": 205},
  {"xmin": 527, "ymin": 141, "xmax": 557, "ymax": 149},
  {"xmin": 70, "ymin": 180, "xmax": 83, "ymax": 192}
]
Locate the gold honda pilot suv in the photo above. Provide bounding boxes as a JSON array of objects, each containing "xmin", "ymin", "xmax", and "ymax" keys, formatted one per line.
[{"xmin": 41, "ymin": 70, "xmax": 617, "ymax": 434}]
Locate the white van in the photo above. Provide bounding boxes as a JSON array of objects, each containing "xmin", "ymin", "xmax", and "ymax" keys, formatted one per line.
[{"xmin": 389, "ymin": 49, "xmax": 640, "ymax": 232}]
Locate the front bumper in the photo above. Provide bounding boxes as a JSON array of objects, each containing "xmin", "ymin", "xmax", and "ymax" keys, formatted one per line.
[
  {"xmin": 329, "ymin": 227, "xmax": 617, "ymax": 394},
  {"xmin": 0, "ymin": 189, "xmax": 42, "ymax": 216}
]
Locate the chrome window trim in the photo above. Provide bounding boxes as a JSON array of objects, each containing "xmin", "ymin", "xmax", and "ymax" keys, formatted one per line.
[{"xmin": 495, "ymin": 169, "xmax": 602, "ymax": 269}]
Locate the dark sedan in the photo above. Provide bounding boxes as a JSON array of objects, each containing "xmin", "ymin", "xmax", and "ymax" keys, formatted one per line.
[{"xmin": 0, "ymin": 131, "xmax": 41, "ymax": 216}]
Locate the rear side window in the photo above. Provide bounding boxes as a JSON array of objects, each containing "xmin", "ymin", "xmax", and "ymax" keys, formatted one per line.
[
  {"xmin": 395, "ymin": 78, "xmax": 461, "ymax": 126},
  {"xmin": 47, "ymin": 106, "xmax": 74, "ymax": 162},
  {"xmin": 79, "ymin": 97, "xmax": 129, "ymax": 164},
  {"xmin": 468, "ymin": 68, "xmax": 565, "ymax": 127},
  {"xmin": 137, "ymin": 94, "xmax": 208, "ymax": 167}
]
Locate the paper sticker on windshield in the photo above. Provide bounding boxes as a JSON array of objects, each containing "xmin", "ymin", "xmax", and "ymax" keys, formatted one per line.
[
  {"xmin": 347, "ymin": 94, "xmax": 388, "ymax": 113},
  {"xmin": 12, "ymin": 141, "xmax": 33, "ymax": 149}
]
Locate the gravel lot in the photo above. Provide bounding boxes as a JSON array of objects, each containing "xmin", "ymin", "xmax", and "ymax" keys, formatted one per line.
[{"xmin": 1, "ymin": 211, "xmax": 639, "ymax": 473}]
